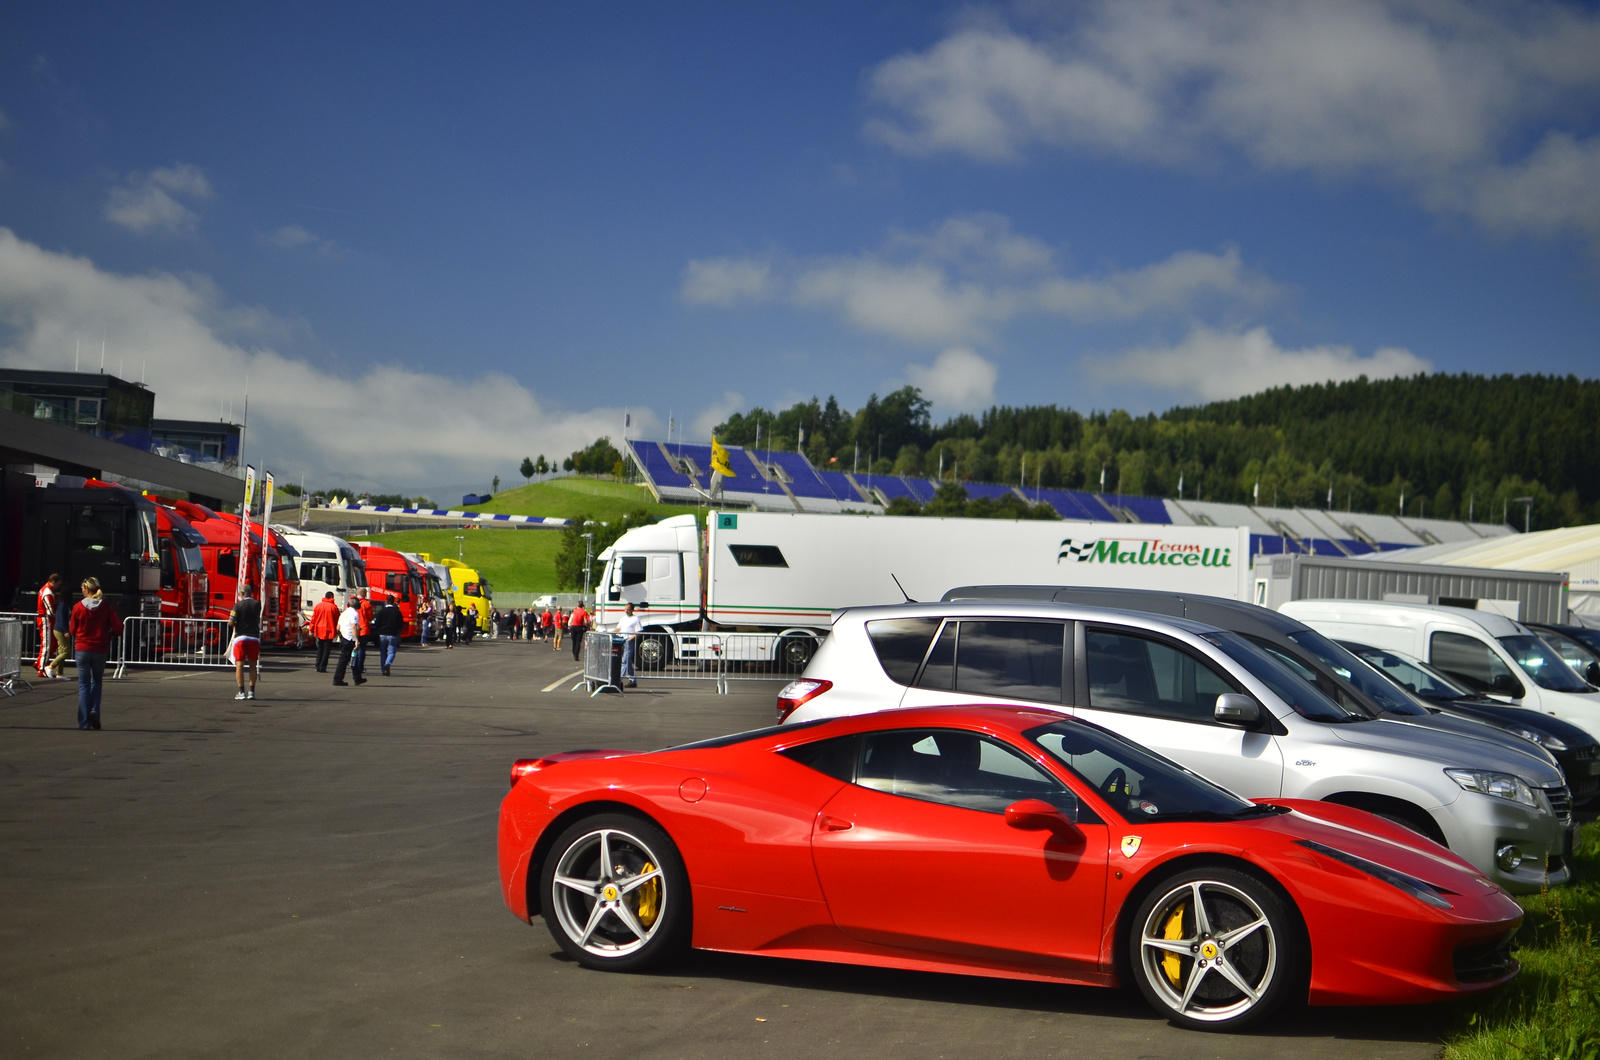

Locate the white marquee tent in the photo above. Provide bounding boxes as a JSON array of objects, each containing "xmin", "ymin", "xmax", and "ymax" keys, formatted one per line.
[{"xmin": 1366, "ymin": 524, "xmax": 1600, "ymax": 622}]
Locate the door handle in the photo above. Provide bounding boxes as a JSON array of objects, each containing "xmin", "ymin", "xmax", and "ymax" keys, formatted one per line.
[{"xmin": 819, "ymin": 815, "xmax": 853, "ymax": 832}]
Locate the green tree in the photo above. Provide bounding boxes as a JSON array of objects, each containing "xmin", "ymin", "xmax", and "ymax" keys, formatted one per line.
[
  {"xmin": 567, "ymin": 437, "xmax": 623, "ymax": 475},
  {"xmin": 520, "ymin": 457, "xmax": 535, "ymax": 482}
]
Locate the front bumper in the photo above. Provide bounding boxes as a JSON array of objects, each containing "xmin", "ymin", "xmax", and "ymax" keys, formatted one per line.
[{"xmin": 1440, "ymin": 789, "xmax": 1571, "ymax": 893}]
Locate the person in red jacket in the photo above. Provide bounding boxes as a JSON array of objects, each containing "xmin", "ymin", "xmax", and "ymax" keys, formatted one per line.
[
  {"xmin": 70, "ymin": 576, "xmax": 123, "ymax": 730},
  {"xmin": 352, "ymin": 591, "xmax": 375, "ymax": 680},
  {"xmin": 310, "ymin": 591, "xmax": 340, "ymax": 673},
  {"xmin": 36, "ymin": 572, "xmax": 61, "ymax": 677}
]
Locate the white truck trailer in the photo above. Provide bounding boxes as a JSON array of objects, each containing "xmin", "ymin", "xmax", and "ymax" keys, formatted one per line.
[{"xmin": 595, "ymin": 511, "xmax": 1251, "ymax": 666}]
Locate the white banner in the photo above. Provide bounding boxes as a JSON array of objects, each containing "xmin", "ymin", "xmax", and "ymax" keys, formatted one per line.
[{"xmin": 258, "ymin": 472, "xmax": 275, "ymax": 605}]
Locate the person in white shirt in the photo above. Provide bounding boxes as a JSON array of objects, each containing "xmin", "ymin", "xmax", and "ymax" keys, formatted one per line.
[
  {"xmin": 333, "ymin": 600, "xmax": 365, "ymax": 686},
  {"xmin": 616, "ymin": 603, "xmax": 644, "ymax": 688}
]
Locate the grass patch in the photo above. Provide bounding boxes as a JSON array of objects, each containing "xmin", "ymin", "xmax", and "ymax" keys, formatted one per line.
[
  {"xmin": 1445, "ymin": 824, "xmax": 1600, "ymax": 1060},
  {"xmin": 354, "ymin": 527, "xmax": 566, "ymax": 593},
  {"xmin": 467, "ymin": 477, "xmax": 705, "ymax": 525}
]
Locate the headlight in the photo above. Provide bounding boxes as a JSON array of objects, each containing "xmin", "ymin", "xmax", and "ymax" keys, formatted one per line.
[
  {"xmin": 1445, "ymin": 769, "xmax": 1538, "ymax": 807},
  {"xmin": 1295, "ymin": 840, "xmax": 1453, "ymax": 909},
  {"xmin": 1506, "ymin": 727, "xmax": 1568, "ymax": 752}
]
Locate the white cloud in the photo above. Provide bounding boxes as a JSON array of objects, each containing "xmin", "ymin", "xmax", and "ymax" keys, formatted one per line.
[
  {"xmin": 684, "ymin": 213, "xmax": 1274, "ymax": 344},
  {"xmin": 0, "ymin": 228, "xmax": 645, "ymax": 489},
  {"xmin": 690, "ymin": 390, "xmax": 747, "ymax": 442},
  {"xmin": 266, "ymin": 224, "xmax": 346, "ymax": 257},
  {"xmin": 905, "ymin": 347, "xmax": 998, "ymax": 412},
  {"xmin": 680, "ymin": 257, "xmax": 772, "ymax": 306},
  {"xmin": 105, "ymin": 163, "xmax": 214, "ymax": 234},
  {"xmin": 865, "ymin": 2, "xmax": 1600, "ymax": 238},
  {"xmin": 1088, "ymin": 324, "xmax": 1432, "ymax": 402}
]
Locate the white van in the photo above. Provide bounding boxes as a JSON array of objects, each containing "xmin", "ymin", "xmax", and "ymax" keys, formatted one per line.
[{"xmin": 1281, "ymin": 600, "xmax": 1600, "ymax": 740}]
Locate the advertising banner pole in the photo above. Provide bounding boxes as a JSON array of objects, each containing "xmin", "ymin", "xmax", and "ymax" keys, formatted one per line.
[
  {"xmin": 237, "ymin": 466, "xmax": 257, "ymax": 601},
  {"xmin": 258, "ymin": 472, "xmax": 275, "ymax": 605}
]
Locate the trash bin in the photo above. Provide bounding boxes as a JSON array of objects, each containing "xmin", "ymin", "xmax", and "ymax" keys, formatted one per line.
[{"xmin": 606, "ymin": 634, "xmax": 625, "ymax": 690}]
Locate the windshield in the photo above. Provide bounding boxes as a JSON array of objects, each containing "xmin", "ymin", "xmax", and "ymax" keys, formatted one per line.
[
  {"xmin": 1537, "ymin": 630, "xmax": 1600, "ymax": 679},
  {"xmin": 1501, "ymin": 634, "xmax": 1593, "ymax": 692},
  {"xmin": 1028, "ymin": 721, "xmax": 1272, "ymax": 822},
  {"xmin": 1345, "ymin": 643, "xmax": 1473, "ymax": 701},
  {"xmin": 1201, "ymin": 631, "xmax": 1358, "ymax": 721},
  {"xmin": 1285, "ymin": 628, "xmax": 1429, "ymax": 717}
]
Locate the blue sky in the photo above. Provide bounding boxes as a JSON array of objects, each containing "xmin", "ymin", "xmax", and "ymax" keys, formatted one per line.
[{"xmin": 2, "ymin": 1, "xmax": 1598, "ymax": 491}]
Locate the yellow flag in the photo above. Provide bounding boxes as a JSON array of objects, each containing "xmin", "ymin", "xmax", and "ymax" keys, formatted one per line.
[{"xmin": 711, "ymin": 437, "xmax": 735, "ymax": 478}]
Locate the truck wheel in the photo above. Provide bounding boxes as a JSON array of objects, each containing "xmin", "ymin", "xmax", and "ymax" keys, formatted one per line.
[
  {"xmin": 638, "ymin": 634, "xmax": 671, "ymax": 669},
  {"xmin": 775, "ymin": 631, "xmax": 818, "ymax": 672}
]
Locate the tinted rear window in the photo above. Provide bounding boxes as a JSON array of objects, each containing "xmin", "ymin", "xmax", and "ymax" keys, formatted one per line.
[{"xmin": 867, "ymin": 618, "xmax": 940, "ymax": 685}]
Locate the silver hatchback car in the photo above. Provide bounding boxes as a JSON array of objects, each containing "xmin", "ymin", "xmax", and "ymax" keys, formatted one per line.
[{"xmin": 779, "ymin": 601, "xmax": 1573, "ymax": 894}]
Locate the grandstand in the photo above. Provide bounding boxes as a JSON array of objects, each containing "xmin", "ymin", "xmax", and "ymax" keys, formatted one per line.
[{"xmin": 621, "ymin": 438, "xmax": 1514, "ymax": 555}]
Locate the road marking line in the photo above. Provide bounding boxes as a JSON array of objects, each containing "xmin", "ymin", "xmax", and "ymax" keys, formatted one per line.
[{"xmin": 542, "ymin": 670, "xmax": 583, "ymax": 693}]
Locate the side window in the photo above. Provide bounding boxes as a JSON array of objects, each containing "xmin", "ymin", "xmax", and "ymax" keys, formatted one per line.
[
  {"xmin": 73, "ymin": 510, "xmax": 119, "ymax": 555},
  {"xmin": 216, "ymin": 549, "xmax": 239, "ymax": 579},
  {"xmin": 159, "ymin": 541, "xmax": 176, "ymax": 590},
  {"xmin": 855, "ymin": 729, "xmax": 1081, "ymax": 818},
  {"xmin": 867, "ymin": 618, "xmax": 940, "ymax": 685},
  {"xmin": 780, "ymin": 734, "xmax": 860, "ymax": 782},
  {"xmin": 916, "ymin": 621, "xmax": 956, "ymax": 690},
  {"xmin": 1086, "ymin": 628, "xmax": 1237, "ymax": 723},
  {"xmin": 955, "ymin": 621, "xmax": 1065, "ymax": 703},
  {"xmin": 1431, "ymin": 631, "xmax": 1519, "ymax": 695}
]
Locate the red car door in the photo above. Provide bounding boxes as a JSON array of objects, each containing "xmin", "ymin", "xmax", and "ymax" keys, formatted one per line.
[{"xmin": 810, "ymin": 728, "xmax": 1108, "ymax": 977}]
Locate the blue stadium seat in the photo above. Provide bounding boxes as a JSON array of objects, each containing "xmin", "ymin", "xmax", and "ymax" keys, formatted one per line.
[{"xmin": 633, "ymin": 444, "xmax": 694, "ymax": 489}]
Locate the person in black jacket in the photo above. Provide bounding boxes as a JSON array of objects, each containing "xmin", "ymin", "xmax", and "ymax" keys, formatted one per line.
[{"xmin": 373, "ymin": 597, "xmax": 404, "ymax": 676}]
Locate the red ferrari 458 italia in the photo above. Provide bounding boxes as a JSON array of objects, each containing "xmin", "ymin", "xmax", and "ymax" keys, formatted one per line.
[{"xmin": 498, "ymin": 706, "xmax": 1522, "ymax": 1030}]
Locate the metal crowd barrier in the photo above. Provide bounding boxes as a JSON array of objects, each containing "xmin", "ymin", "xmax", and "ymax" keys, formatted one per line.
[
  {"xmin": 0, "ymin": 616, "xmax": 30, "ymax": 696},
  {"xmin": 0, "ymin": 612, "xmax": 41, "ymax": 672},
  {"xmin": 112, "ymin": 617, "xmax": 235, "ymax": 679},
  {"xmin": 576, "ymin": 627, "xmax": 822, "ymax": 695}
]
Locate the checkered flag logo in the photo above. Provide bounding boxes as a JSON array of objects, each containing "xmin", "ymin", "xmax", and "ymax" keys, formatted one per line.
[{"xmin": 1058, "ymin": 538, "xmax": 1096, "ymax": 563}]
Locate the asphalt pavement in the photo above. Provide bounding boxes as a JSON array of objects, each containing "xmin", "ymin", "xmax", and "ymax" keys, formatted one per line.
[{"xmin": 1, "ymin": 636, "xmax": 1459, "ymax": 1059}]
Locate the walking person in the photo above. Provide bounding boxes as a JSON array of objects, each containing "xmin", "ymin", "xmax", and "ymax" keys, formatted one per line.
[
  {"xmin": 69, "ymin": 577, "xmax": 122, "ymax": 730},
  {"xmin": 228, "ymin": 585, "xmax": 263, "ymax": 700},
  {"xmin": 36, "ymin": 572, "xmax": 62, "ymax": 678},
  {"xmin": 353, "ymin": 591, "xmax": 375, "ymax": 675},
  {"xmin": 311, "ymin": 591, "xmax": 340, "ymax": 673},
  {"xmin": 541, "ymin": 606, "xmax": 554, "ymax": 646},
  {"xmin": 374, "ymin": 596, "xmax": 403, "ymax": 676},
  {"xmin": 47, "ymin": 577, "xmax": 73, "ymax": 680},
  {"xmin": 417, "ymin": 598, "xmax": 432, "ymax": 647},
  {"xmin": 567, "ymin": 600, "xmax": 589, "ymax": 663},
  {"xmin": 442, "ymin": 603, "xmax": 456, "ymax": 649},
  {"xmin": 551, "ymin": 608, "xmax": 564, "ymax": 651},
  {"xmin": 333, "ymin": 596, "xmax": 363, "ymax": 685},
  {"xmin": 616, "ymin": 602, "xmax": 643, "ymax": 688}
]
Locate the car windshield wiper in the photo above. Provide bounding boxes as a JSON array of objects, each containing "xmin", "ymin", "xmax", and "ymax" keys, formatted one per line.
[{"xmin": 1140, "ymin": 805, "xmax": 1287, "ymax": 822}]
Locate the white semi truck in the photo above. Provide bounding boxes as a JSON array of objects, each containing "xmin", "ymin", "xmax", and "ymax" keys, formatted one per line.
[{"xmin": 594, "ymin": 511, "xmax": 1251, "ymax": 668}]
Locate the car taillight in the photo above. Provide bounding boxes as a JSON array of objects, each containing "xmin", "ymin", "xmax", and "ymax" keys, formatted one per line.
[
  {"xmin": 509, "ymin": 759, "xmax": 544, "ymax": 788},
  {"xmin": 776, "ymin": 679, "xmax": 832, "ymax": 723}
]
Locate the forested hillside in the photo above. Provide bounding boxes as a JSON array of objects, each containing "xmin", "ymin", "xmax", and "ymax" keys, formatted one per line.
[{"xmin": 710, "ymin": 374, "xmax": 1600, "ymax": 530}]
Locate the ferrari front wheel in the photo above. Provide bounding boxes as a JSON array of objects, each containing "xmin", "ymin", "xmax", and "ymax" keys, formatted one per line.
[
  {"xmin": 540, "ymin": 813, "xmax": 689, "ymax": 972},
  {"xmin": 1129, "ymin": 866, "xmax": 1302, "ymax": 1031}
]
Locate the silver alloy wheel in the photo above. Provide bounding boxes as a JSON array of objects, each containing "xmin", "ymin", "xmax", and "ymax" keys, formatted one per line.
[
  {"xmin": 1138, "ymin": 878, "xmax": 1278, "ymax": 1023},
  {"xmin": 550, "ymin": 827, "xmax": 668, "ymax": 958}
]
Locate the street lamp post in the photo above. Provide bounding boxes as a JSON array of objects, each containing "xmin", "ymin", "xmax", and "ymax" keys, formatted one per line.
[
  {"xmin": 581, "ymin": 532, "xmax": 595, "ymax": 604},
  {"xmin": 1513, "ymin": 496, "xmax": 1534, "ymax": 534},
  {"xmin": 455, "ymin": 534, "xmax": 465, "ymax": 560}
]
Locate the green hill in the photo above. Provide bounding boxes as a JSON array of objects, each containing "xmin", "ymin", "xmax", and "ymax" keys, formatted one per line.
[
  {"xmin": 464, "ymin": 476, "xmax": 703, "ymax": 524},
  {"xmin": 355, "ymin": 527, "xmax": 566, "ymax": 594},
  {"xmin": 358, "ymin": 478, "xmax": 704, "ymax": 592}
]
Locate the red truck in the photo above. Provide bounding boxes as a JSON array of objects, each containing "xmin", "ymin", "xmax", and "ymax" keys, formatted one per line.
[{"xmin": 353, "ymin": 542, "xmax": 425, "ymax": 638}]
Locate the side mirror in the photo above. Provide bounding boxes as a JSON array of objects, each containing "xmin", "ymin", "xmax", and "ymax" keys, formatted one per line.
[
  {"xmin": 1214, "ymin": 693, "xmax": 1262, "ymax": 727},
  {"xmin": 1586, "ymin": 661, "xmax": 1600, "ymax": 687},
  {"xmin": 1491, "ymin": 673, "xmax": 1526, "ymax": 699},
  {"xmin": 1004, "ymin": 799, "xmax": 1082, "ymax": 841}
]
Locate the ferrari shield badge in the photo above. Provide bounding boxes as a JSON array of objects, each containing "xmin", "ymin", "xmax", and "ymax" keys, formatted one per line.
[{"xmin": 1120, "ymin": 835, "xmax": 1142, "ymax": 859}]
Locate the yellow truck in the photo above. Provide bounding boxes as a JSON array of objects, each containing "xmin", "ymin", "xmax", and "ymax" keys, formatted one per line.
[{"xmin": 441, "ymin": 557, "xmax": 493, "ymax": 633}]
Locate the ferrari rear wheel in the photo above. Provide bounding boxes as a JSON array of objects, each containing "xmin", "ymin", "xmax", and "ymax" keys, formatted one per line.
[
  {"xmin": 1129, "ymin": 866, "xmax": 1300, "ymax": 1031},
  {"xmin": 540, "ymin": 813, "xmax": 689, "ymax": 972}
]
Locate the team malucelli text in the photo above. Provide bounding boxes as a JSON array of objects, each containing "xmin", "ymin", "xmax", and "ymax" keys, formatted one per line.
[{"xmin": 1058, "ymin": 538, "xmax": 1233, "ymax": 567}]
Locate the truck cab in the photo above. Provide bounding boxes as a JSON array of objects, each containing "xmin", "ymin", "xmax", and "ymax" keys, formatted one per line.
[
  {"xmin": 595, "ymin": 515, "xmax": 702, "ymax": 631},
  {"xmin": 15, "ymin": 482, "xmax": 162, "ymax": 619}
]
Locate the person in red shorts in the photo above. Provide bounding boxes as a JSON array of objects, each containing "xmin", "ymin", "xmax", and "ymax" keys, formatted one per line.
[{"xmin": 228, "ymin": 585, "xmax": 263, "ymax": 700}]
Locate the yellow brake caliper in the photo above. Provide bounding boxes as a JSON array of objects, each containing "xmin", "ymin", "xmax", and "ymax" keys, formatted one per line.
[
  {"xmin": 634, "ymin": 862, "xmax": 659, "ymax": 928},
  {"xmin": 1160, "ymin": 904, "xmax": 1186, "ymax": 987}
]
